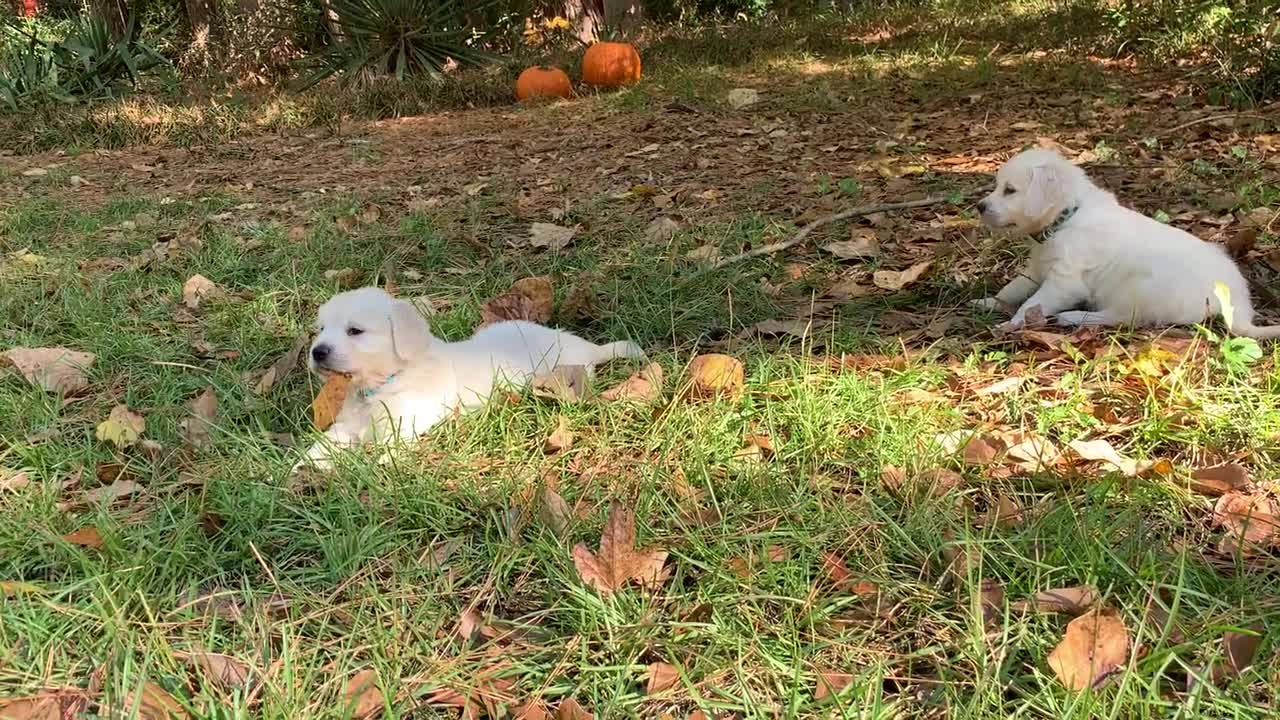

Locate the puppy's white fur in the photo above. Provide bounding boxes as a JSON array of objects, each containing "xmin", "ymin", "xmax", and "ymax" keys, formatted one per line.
[
  {"xmin": 975, "ymin": 148, "xmax": 1280, "ymax": 337},
  {"xmin": 298, "ymin": 287, "xmax": 644, "ymax": 468}
]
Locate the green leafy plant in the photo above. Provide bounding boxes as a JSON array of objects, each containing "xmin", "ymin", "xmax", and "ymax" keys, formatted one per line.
[
  {"xmin": 0, "ymin": 14, "xmax": 167, "ymax": 111},
  {"xmin": 301, "ymin": 0, "xmax": 497, "ymax": 88}
]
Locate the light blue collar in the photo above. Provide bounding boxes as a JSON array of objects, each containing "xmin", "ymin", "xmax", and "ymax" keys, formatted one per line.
[
  {"xmin": 359, "ymin": 373, "xmax": 398, "ymax": 399},
  {"xmin": 1034, "ymin": 205, "xmax": 1078, "ymax": 244}
]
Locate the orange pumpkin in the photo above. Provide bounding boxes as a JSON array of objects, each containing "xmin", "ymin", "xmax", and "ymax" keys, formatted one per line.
[
  {"xmin": 581, "ymin": 41, "xmax": 641, "ymax": 88},
  {"xmin": 515, "ymin": 65, "xmax": 573, "ymax": 101}
]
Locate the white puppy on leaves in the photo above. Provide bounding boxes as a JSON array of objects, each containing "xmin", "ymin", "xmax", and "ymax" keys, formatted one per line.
[
  {"xmin": 297, "ymin": 287, "xmax": 644, "ymax": 469},
  {"xmin": 974, "ymin": 148, "xmax": 1280, "ymax": 338}
]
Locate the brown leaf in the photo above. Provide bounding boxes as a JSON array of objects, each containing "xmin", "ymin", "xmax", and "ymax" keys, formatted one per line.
[
  {"xmin": 820, "ymin": 552, "xmax": 852, "ymax": 587},
  {"xmin": 814, "ymin": 672, "xmax": 854, "ymax": 700},
  {"xmin": 733, "ymin": 433, "xmax": 775, "ymax": 463},
  {"xmin": 1, "ymin": 469, "xmax": 30, "ymax": 492},
  {"xmin": 645, "ymin": 662, "xmax": 680, "ymax": 694},
  {"xmin": 824, "ymin": 276, "xmax": 873, "ymax": 300},
  {"xmin": 917, "ymin": 468, "xmax": 965, "ymax": 495},
  {"xmin": 685, "ymin": 243, "xmax": 721, "ymax": 262},
  {"xmin": 528, "ymin": 222, "xmax": 579, "ymax": 251},
  {"xmin": 980, "ymin": 578, "xmax": 1005, "ymax": 626},
  {"xmin": 645, "ymin": 216, "xmax": 681, "ymax": 243},
  {"xmin": 95, "ymin": 405, "xmax": 145, "ymax": 448},
  {"xmin": 0, "ymin": 689, "xmax": 90, "ymax": 720},
  {"xmin": 539, "ymin": 487, "xmax": 571, "ymax": 536},
  {"xmin": 600, "ymin": 363, "xmax": 663, "ymax": 402},
  {"xmin": 984, "ymin": 495, "xmax": 1025, "ymax": 529},
  {"xmin": 961, "ymin": 435, "xmax": 1001, "ymax": 466},
  {"xmin": 1227, "ymin": 227, "xmax": 1258, "ymax": 258},
  {"xmin": 312, "ymin": 374, "xmax": 351, "ymax": 430},
  {"xmin": 62, "ymin": 526, "xmax": 103, "ymax": 548},
  {"xmin": 1213, "ymin": 492, "xmax": 1280, "ymax": 552},
  {"xmin": 83, "ymin": 479, "xmax": 142, "ymax": 505},
  {"xmin": 1, "ymin": 347, "xmax": 95, "ymax": 394},
  {"xmin": 974, "ymin": 376, "xmax": 1024, "ymax": 396},
  {"xmin": 880, "ymin": 465, "xmax": 907, "ymax": 493},
  {"xmin": 532, "ymin": 365, "xmax": 587, "ymax": 403},
  {"xmin": 1068, "ymin": 439, "xmax": 1156, "ymax": 477},
  {"xmin": 872, "ymin": 260, "xmax": 931, "ymax": 291},
  {"xmin": 178, "ymin": 388, "xmax": 218, "ymax": 450},
  {"xmin": 181, "ymin": 274, "xmax": 220, "ymax": 310},
  {"xmin": 571, "ymin": 504, "xmax": 668, "ymax": 595},
  {"xmin": 175, "ymin": 650, "xmax": 251, "ymax": 689},
  {"xmin": 342, "ymin": 669, "xmax": 384, "ymax": 719},
  {"xmin": 480, "ymin": 276, "xmax": 554, "ymax": 327},
  {"xmin": 737, "ymin": 318, "xmax": 825, "ymax": 341},
  {"xmin": 1047, "ymin": 607, "xmax": 1129, "ymax": 691},
  {"xmin": 255, "ymin": 335, "xmax": 308, "ymax": 395},
  {"xmin": 556, "ymin": 699, "xmax": 594, "ymax": 720},
  {"xmin": 1200, "ymin": 624, "xmax": 1265, "ymax": 686},
  {"xmin": 685, "ymin": 354, "xmax": 744, "ymax": 400},
  {"xmin": 544, "ymin": 415, "xmax": 574, "ymax": 454},
  {"xmin": 1000, "ymin": 430, "xmax": 1062, "ymax": 473},
  {"xmin": 1016, "ymin": 586, "xmax": 1099, "ymax": 615},
  {"xmin": 123, "ymin": 681, "xmax": 189, "ymax": 719},
  {"xmin": 457, "ymin": 609, "xmax": 483, "ymax": 642},
  {"xmin": 514, "ymin": 700, "xmax": 551, "ymax": 720},
  {"xmin": 1187, "ymin": 463, "xmax": 1251, "ymax": 496},
  {"xmin": 822, "ymin": 229, "xmax": 880, "ymax": 260}
]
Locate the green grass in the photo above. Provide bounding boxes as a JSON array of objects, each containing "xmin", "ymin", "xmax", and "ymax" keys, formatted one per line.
[{"xmin": 3, "ymin": 176, "xmax": 1280, "ymax": 717}]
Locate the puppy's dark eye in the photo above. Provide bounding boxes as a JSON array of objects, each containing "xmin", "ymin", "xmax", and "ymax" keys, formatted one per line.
[
  {"xmin": 346, "ymin": 327, "xmax": 364, "ymax": 337},
  {"xmin": 1003, "ymin": 185, "xmax": 1017, "ymax": 196}
]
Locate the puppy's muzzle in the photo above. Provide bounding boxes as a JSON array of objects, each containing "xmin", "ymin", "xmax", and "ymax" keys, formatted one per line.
[
  {"xmin": 977, "ymin": 199, "xmax": 989, "ymax": 214},
  {"xmin": 311, "ymin": 343, "xmax": 332, "ymax": 367}
]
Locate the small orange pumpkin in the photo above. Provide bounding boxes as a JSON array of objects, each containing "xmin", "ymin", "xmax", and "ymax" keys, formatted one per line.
[
  {"xmin": 581, "ymin": 41, "xmax": 641, "ymax": 88},
  {"xmin": 515, "ymin": 65, "xmax": 573, "ymax": 101}
]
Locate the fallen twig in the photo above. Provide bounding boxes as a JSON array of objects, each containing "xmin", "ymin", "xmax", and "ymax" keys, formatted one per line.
[
  {"xmin": 708, "ymin": 195, "xmax": 961, "ymax": 271},
  {"xmin": 1158, "ymin": 113, "xmax": 1271, "ymax": 137}
]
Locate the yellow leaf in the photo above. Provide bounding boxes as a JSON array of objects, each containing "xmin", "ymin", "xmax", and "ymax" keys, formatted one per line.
[
  {"xmin": 1214, "ymin": 281, "xmax": 1234, "ymax": 329},
  {"xmin": 312, "ymin": 374, "xmax": 351, "ymax": 430},
  {"xmin": 95, "ymin": 405, "xmax": 145, "ymax": 447}
]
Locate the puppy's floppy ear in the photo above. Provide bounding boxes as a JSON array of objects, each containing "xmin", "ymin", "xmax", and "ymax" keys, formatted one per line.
[
  {"xmin": 1023, "ymin": 163, "xmax": 1064, "ymax": 224},
  {"xmin": 388, "ymin": 299, "xmax": 432, "ymax": 361}
]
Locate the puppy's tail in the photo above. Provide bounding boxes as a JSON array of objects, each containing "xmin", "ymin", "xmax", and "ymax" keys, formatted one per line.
[
  {"xmin": 594, "ymin": 340, "xmax": 647, "ymax": 363},
  {"xmin": 1232, "ymin": 319, "xmax": 1280, "ymax": 340}
]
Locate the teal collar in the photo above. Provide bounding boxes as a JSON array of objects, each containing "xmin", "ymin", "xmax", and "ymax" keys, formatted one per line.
[
  {"xmin": 1034, "ymin": 205, "xmax": 1078, "ymax": 244},
  {"xmin": 359, "ymin": 373, "xmax": 398, "ymax": 399}
]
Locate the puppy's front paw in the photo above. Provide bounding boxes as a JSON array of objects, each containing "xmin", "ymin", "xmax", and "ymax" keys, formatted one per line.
[
  {"xmin": 994, "ymin": 318, "xmax": 1024, "ymax": 336},
  {"xmin": 971, "ymin": 297, "xmax": 1002, "ymax": 312}
]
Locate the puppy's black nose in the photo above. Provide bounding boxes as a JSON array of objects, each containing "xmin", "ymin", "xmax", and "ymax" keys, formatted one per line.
[
  {"xmin": 311, "ymin": 344, "xmax": 331, "ymax": 364},
  {"xmin": 977, "ymin": 199, "xmax": 989, "ymax": 213}
]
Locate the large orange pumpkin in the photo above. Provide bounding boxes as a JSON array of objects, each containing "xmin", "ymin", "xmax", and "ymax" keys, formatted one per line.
[
  {"xmin": 515, "ymin": 66, "xmax": 573, "ymax": 101},
  {"xmin": 581, "ymin": 42, "xmax": 641, "ymax": 88}
]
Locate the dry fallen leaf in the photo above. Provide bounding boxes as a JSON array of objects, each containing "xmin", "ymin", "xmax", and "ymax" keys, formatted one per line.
[
  {"xmin": 96, "ymin": 405, "xmax": 145, "ymax": 447},
  {"xmin": 528, "ymin": 222, "xmax": 579, "ymax": 251},
  {"xmin": 480, "ymin": 276, "xmax": 554, "ymax": 327},
  {"xmin": 645, "ymin": 662, "xmax": 680, "ymax": 694},
  {"xmin": 342, "ymin": 669, "xmax": 384, "ymax": 719},
  {"xmin": 1047, "ymin": 607, "xmax": 1129, "ymax": 691},
  {"xmin": 1068, "ymin": 438, "xmax": 1155, "ymax": 477},
  {"xmin": 601, "ymin": 363, "xmax": 663, "ymax": 403},
  {"xmin": 123, "ymin": 681, "xmax": 189, "ymax": 720},
  {"xmin": 178, "ymin": 388, "xmax": 218, "ymax": 450},
  {"xmin": 182, "ymin": 274, "xmax": 220, "ymax": 310},
  {"xmin": 1, "ymin": 469, "xmax": 30, "ymax": 492},
  {"xmin": 572, "ymin": 504, "xmax": 668, "ymax": 595},
  {"xmin": 62, "ymin": 525, "xmax": 104, "ymax": 549},
  {"xmin": 645, "ymin": 216, "xmax": 680, "ymax": 243},
  {"xmin": 825, "ymin": 276, "xmax": 873, "ymax": 300},
  {"xmin": 544, "ymin": 415, "xmax": 574, "ymax": 454},
  {"xmin": 255, "ymin": 335, "xmax": 309, "ymax": 395},
  {"xmin": 685, "ymin": 243, "xmax": 721, "ymax": 262},
  {"xmin": 0, "ymin": 689, "xmax": 90, "ymax": 720},
  {"xmin": 1197, "ymin": 624, "xmax": 1265, "ymax": 688},
  {"xmin": 685, "ymin": 354, "xmax": 744, "ymax": 400},
  {"xmin": 1213, "ymin": 492, "xmax": 1280, "ymax": 552},
  {"xmin": 823, "ymin": 230, "xmax": 879, "ymax": 260},
  {"xmin": 83, "ymin": 479, "xmax": 142, "ymax": 505},
  {"xmin": 979, "ymin": 578, "xmax": 1005, "ymax": 626},
  {"xmin": 175, "ymin": 650, "xmax": 251, "ymax": 690},
  {"xmin": 532, "ymin": 365, "xmax": 588, "ymax": 403},
  {"xmin": 513, "ymin": 701, "xmax": 551, "ymax": 720},
  {"xmin": 1016, "ymin": 586, "xmax": 1099, "ymax": 615},
  {"xmin": 555, "ymin": 698, "xmax": 593, "ymax": 720},
  {"xmin": 726, "ymin": 87, "xmax": 761, "ymax": 109},
  {"xmin": 1, "ymin": 347, "xmax": 95, "ymax": 394},
  {"xmin": 872, "ymin": 260, "xmax": 931, "ymax": 291},
  {"xmin": 1187, "ymin": 463, "xmax": 1251, "ymax": 496},
  {"xmin": 814, "ymin": 672, "xmax": 854, "ymax": 700},
  {"xmin": 539, "ymin": 486, "xmax": 572, "ymax": 536},
  {"xmin": 733, "ymin": 433, "xmax": 775, "ymax": 463},
  {"xmin": 313, "ymin": 374, "xmax": 351, "ymax": 430}
]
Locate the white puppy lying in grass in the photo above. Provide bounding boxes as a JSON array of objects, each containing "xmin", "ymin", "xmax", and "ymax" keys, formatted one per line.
[
  {"xmin": 974, "ymin": 148, "xmax": 1280, "ymax": 338},
  {"xmin": 297, "ymin": 287, "xmax": 644, "ymax": 469}
]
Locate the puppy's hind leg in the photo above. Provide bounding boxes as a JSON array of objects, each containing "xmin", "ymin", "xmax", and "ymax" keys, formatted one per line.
[
  {"xmin": 594, "ymin": 340, "xmax": 647, "ymax": 363},
  {"xmin": 1053, "ymin": 309, "xmax": 1121, "ymax": 327}
]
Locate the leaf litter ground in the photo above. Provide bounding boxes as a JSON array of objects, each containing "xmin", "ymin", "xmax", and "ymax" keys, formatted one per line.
[{"xmin": 2, "ymin": 31, "xmax": 1280, "ymax": 720}]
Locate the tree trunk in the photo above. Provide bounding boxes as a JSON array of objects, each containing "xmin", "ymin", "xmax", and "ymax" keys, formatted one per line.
[
  {"xmin": 563, "ymin": 0, "xmax": 604, "ymax": 44},
  {"xmin": 91, "ymin": 0, "xmax": 129, "ymax": 39},
  {"xmin": 185, "ymin": 0, "xmax": 221, "ymax": 52},
  {"xmin": 319, "ymin": 0, "xmax": 343, "ymax": 41}
]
